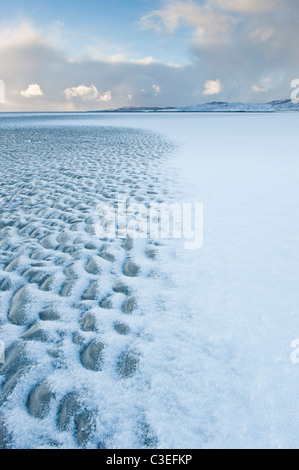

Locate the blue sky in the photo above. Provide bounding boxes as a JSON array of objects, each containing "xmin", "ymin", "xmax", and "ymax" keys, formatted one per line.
[
  {"xmin": 0, "ymin": 0, "xmax": 188, "ymax": 64},
  {"xmin": 1, "ymin": 0, "xmax": 299, "ymax": 110}
]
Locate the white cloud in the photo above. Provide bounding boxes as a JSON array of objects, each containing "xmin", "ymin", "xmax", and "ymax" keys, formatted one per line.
[
  {"xmin": 107, "ymin": 53, "xmax": 127, "ymax": 63},
  {"xmin": 202, "ymin": 79, "xmax": 223, "ymax": 95},
  {"xmin": 152, "ymin": 84, "xmax": 161, "ymax": 95},
  {"xmin": 20, "ymin": 84, "xmax": 43, "ymax": 98},
  {"xmin": 140, "ymin": 0, "xmax": 235, "ymax": 45},
  {"xmin": 63, "ymin": 85, "xmax": 111, "ymax": 102},
  {"xmin": 212, "ymin": 0, "xmax": 278, "ymax": 13},
  {"xmin": 0, "ymin": 19, "xmax": 65, "ymax": 50},
  {"xmin": 134, "ymin": 56, "xmax": 154, "ymax": 65},
  {"xmin": 252, "ymin": 78, "xmax": 272, "ymax": 93},
  {"xmin": 139, "ymin": 0, "xmax": 298, "ymax": 48},
  {"xmin": 0, "ymin": 21, "xmax": 41, "ymax": 49},
  {"xmin": 64, "ymin": 84, "xmax": 98, "ymax": 101},
  {"xmin": 252, "ymin": 85, "xmax": 268, "ymax": 92},
  {"xmin": 85, "ymin": 47, "xmax": 155, "ymax": 66},
  {"xmin": 249, "ymin": 25, "xmax": 275, "ymax": 43},
  {"xmin": 99, "ymin": 90, "xmax": 112, "ymax": 102}
]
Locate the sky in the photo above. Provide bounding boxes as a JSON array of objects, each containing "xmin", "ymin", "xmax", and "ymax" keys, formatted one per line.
[{"xmin": 0, "ymin": 0, "xmax": 299, "ymax": 111}]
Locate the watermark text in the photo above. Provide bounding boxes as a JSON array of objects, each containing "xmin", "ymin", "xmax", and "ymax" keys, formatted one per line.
[
  {"xmin": 0, "ymin": 340, "xmax": 4, "ymax": 364},
  {"xmin": 0, "ymin": 80, "xmax": 5, "ymax": 104},
  {"xmin": 290, "ymin": 79, "xmax": 299, "ymax": 104},
  {"xmin": 95, "ymin": 195, "xmax": 203, "ymax": 250}
]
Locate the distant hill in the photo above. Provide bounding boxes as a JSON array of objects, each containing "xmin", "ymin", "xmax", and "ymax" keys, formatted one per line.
[{"xmin": 94, "ymin": 99, "xmax": 299, "ymax": 113}]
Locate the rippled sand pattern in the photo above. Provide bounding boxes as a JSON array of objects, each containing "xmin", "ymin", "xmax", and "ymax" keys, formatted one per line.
[{"xmin": 0, "ymin": 118, "xmax": 175, "ymax": 448}]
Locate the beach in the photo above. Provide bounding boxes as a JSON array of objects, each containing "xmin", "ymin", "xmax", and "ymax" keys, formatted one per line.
[{"xmin": 1, "ymin": 112, "xmax": 299, "ymax": 448}]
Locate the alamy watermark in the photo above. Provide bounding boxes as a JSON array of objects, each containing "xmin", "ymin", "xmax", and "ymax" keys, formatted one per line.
[
  {"xmin": 0, "ymin": 80, "xmax": 5, "ymax": 104},
  {"xmin": 95, "ymin": 195, "xmax": 203, "ymax": 250},
  {"xmin": 290, "ymin": 79, "xmax": 299, "ymax": 104},
  {"xmin": 290, "ymin": 339, "xmax": 299, "ymax": 364},
  {"xmin": 0, "ymin": 340, "xmax": 4, "ymax": 364}
]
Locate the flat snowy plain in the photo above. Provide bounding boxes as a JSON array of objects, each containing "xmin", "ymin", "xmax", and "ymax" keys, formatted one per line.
[{"xmin": 1, "ymin": 112, "xmax": 299, "ymax": 449}]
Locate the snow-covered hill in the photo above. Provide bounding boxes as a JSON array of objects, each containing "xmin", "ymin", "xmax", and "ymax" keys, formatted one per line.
[
  {"xmin": 99, "ymin": 99, "xmax": 299, "ymax": 113},
  {"xmin": 180, "ymin": 99, "xmax": 299, "ymax": 112}
]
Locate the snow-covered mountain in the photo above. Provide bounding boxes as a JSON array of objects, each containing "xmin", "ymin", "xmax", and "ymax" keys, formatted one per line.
[
  {"xmin": 179, "ymin": 99, "xmax": 299, "ymax": 112},
  {"xmin": 99, "ymin": 99, "xmax": 299, "ymax": 113}
]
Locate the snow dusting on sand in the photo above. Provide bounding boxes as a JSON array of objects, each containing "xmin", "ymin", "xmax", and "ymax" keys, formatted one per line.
[{"xmin": 1, "ymin": 112, "xmax": 299, "ymax": 449}]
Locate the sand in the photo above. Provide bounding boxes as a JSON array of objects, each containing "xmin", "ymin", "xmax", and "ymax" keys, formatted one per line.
[{"xmin": 0, "ymin": 117, "xmax": 176, "ymax": 448}]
